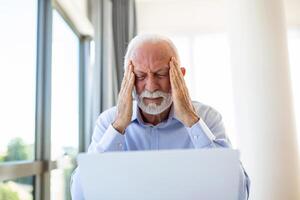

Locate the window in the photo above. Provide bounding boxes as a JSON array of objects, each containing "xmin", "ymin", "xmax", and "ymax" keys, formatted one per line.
[
  {"xmin": 0, "ymin": 1, "xmax": 37, "ymax": 163},
  {"xmin": 50, "ymin": 10, "xmax": 80, "ymax": 200},
  {"xmin": 0, "ymin": 1, "xmax": 38, "ymax": 199},
  {"xmin": 171, "ymin": 34, "xmax": 237, "ymax": 147},
  {"xmin": 171, "ymin": 31, "xmax": 300, "ymax": 150},
  {"xmin": 0, "ymin": 1, "xmax": 90, "ymax": 200}
]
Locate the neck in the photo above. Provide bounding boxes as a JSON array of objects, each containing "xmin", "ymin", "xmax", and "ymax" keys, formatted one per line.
[{"xmin": 140, "ymin": 106, "xmax": 171, "ymax": 126}]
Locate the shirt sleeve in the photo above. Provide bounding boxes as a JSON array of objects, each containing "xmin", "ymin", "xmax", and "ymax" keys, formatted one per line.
[
  {"xmin": 71, "ymin": 109, "xmax": 126, "ymax": 200},
  {"xmin": 70, "ymin": 168, "xmax": 84, "ymax": 200},
  {"xmin": 185, "ymin": 106, "xmax": 250, "ymax": 200},
  {"xmin": 186, "ymin": 118, "xmax": 234, "ymax": 148},
  {"xmin": 87, "ymin": 107, "xmax": 127, "ymax": 153},
  {"xmin": 88, "ymin": 124, "xmax": 126, "ymax": 153}
]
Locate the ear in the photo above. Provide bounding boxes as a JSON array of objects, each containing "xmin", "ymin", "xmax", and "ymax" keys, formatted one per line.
[{"xmin": 180, "ymin": 67, "xmax": 186, "ymax": 77}]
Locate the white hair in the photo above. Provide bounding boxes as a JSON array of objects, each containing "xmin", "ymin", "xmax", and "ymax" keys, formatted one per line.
[{"xmin": 123, "ymin": 34, "xmax": 180, "ymax": 69}]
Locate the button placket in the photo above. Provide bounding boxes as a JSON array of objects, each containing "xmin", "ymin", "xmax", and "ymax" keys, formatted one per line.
[
  {"xmin": 149, "ymin": 127, "xmax": 155, "ymax": 150},
  {"xmin": 155, "ymin": 128, "xmax": 159, "ymax": 150},
  {"xmin": 152, "ymin": 127, "xmax": 157, "ymax": 150}
]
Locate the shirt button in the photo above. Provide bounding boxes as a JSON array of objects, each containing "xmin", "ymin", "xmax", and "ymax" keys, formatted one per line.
[
  {"xmin": 118, "ymin": 143, "xmax": 123, "ymax": 149},
  {"xmin": 193, "ymin": 135, "xmax": 199, "ymax": 140}
]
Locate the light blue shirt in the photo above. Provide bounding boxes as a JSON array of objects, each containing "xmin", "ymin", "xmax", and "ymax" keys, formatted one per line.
[{"xmin": 71, "ymin": 101, "xmax": 250, "ymax": 200}]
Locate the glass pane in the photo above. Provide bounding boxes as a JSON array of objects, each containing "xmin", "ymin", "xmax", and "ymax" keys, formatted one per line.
[
  {"xmin": 171, "ymin": 34, "xmax": 237, "ymax": 147},
  {"xmin": 0, "ymin": 1, "xmax": 37, "ymax": 162},
  {"xmin": 51, "ymin": 10, "xmax": 79, "ymax": 161},
  {"xmin": 0, "ymin": 176, "xmax": 34, "ymax": 200},
  {"xmin": 51, "ymin": 159, "xmax": 76, "ymax": 200}
]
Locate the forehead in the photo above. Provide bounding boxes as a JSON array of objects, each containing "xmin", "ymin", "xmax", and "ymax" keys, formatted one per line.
[{"xmin": 131, "ymin": 42, "xmax": 173, "ymax": 72}]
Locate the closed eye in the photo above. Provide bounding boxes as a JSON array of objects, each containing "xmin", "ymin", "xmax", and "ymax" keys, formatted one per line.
[
  {"xmin": 135, "ymin": 75, "xmax": 145, "ymax": 80},
  {"xmin": 156, "ymin": 73, "xmax": 169, "ymax": 78}
]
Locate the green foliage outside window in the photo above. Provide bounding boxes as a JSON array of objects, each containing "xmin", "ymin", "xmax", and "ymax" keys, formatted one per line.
[
  {"xmin": 0, "ymin": 138, "xmax": 34, "ymax": 199},
  {"xmin": 0, "ymin": 137, "xmax": 77, "ymax": 200},
  {"xmin": 0, "ymin": 183, "xmax": 20, "ymax": 200},
  {"xmin": 4, "ymin": 138, "xmax": 33, "ymax": 161}
]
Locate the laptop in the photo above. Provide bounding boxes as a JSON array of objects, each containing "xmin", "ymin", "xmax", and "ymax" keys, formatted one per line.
[{"xmin": 77, "ymin": 149, "xmax": 240, "ymax": 200}]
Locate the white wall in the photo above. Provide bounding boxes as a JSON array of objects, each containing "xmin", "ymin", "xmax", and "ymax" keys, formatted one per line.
[{"xmin": 136, "ymin": 0, "xmax": 300, "ymax": 34}]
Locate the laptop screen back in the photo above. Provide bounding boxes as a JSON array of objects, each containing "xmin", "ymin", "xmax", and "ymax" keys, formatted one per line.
[{"xmin": 77, "ymin": 149, "xmax": 239, "ymax": 200}]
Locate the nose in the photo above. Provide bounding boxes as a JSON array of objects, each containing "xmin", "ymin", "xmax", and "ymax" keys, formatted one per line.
[{"xmin": 145, "ymin": 75, "xmax": 159, "ymax": 93}]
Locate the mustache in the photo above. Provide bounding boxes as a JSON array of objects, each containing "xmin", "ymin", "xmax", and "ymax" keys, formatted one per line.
[{"xmin": 139, "ymin": 90, "xmax": 170, "ymax": 99}]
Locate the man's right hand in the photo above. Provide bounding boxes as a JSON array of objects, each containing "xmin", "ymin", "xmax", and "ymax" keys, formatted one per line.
[{"xmin": 112, "ymin": 62, "xmax": 135, "ymax": 134}]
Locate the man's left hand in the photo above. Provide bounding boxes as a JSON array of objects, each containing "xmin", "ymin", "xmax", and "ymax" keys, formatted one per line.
[{"xmin": 169, "ymin": 57, "xmax": 200, "ymax": 127}]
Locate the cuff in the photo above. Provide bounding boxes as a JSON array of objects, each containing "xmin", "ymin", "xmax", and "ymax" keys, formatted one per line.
[
  {"xmin": 186, "ymin": 118, "xmax": 216, "ymax": 148},
  {"xmin": 97, "ymin": 124, "xmax": 126, "ymax": 151}
]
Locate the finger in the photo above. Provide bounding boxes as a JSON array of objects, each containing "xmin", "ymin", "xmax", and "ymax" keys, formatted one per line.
[
  {"xmin": 169, "ymin": 58, "xmax": 178, "ymax": 77},
  {"xmin": 169, "ymin": 58, "xmax": 194, "ymax": 111},
  {"xmin": 169, "ymin": 58, "xmax": 189, "ymax": 98},
  {"xmin": 169, "ymin": 59, "xmax": 181, "ymax": 86},
  {"xmin": 171, "ymin": 57, "xmax": 180, "ymax": 70},
  {"xmin": 124, "ymin": 61, "xmax": 133, "ymax": 80},
  {"xmin": 124, "ymin": 72, "xmax": 135, "ymax": 97},
  {"xmin": 127, "ymin": 61, "xmax": 135, "ymax": 80},
  {"xmin": 169, "ymin": 60, "xmax": 177, "ymax": 89},
  {"xmin": 170, "ymin": 63, "xmax": 190, "ymax": 102},
  {"xmin": 119, "ymin": 61, "xmax": 133, "ymax": 95},
  {"xmin": 121, "ymin": 71, "xmax": 129, "ymax": 90},
  {"xmin": 171, "ymin": 57, "xmax": 188, "ymax": 90},
  {"xmin": 124, "ymin": 63, "xmax": 129, "ymax": 77},
  {"xmin": 129, "ymin": 72, "xmax": 135, "ymax": 90},
  {"xmin": 171, "ymin": 57, "xmax": 185, "ymax": 79},
  {"xmin": 169, "ymin": 59, "xmax": 182, "ymax": 89},
  {"xmin": 170, "ymin": 74, "xmax": 181, "ymax": 98},
  {"xmin": 125, "ymin": 64, "xmax": 132, "ymax": 80},
  {"xmin": 128, "ymin": 61, "xmax": 133, "ymax": 72}
]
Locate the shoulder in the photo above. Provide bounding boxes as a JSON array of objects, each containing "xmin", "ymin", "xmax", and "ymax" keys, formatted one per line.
[{"xmin": 95, "ymin": 106, "xmax": 118, "ymax": 125}]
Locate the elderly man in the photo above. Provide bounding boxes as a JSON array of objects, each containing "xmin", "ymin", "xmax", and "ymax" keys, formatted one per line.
[{"xmin": 71, "ymin": 34, "xmax": 250, "ymax": 199}]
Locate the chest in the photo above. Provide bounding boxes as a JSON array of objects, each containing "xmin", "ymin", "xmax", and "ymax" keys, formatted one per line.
[{"xmin": 124, "ymin": 123, "xmax": 194, "ymax": 150}]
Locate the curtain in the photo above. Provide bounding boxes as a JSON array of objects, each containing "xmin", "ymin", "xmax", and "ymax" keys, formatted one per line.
[
  {"xmin": 112, "ymin": 0, "xmax": 137, "ymax": 89},
  {"xmin": 83, "ymin": 0, "xmax": 136, "ymax": 151}
]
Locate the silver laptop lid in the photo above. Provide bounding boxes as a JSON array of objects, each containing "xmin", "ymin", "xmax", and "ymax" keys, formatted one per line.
[{"xmin": 77, "ymin": 149, "xmax": 239, "ymax": 200}]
